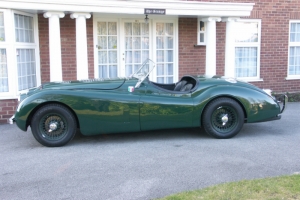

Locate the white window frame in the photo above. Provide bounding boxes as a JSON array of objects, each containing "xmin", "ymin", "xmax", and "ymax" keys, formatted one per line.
[
  {"xmin": 197, "ymin": 18, "xmax": 206, "ymax": 45},
  {"xmin": 0, "ymin": 9, "xmax": 40, "ymax": 100},
  {"xmin": 93, "ymin": 19, "xmax": 120, "ymax": 79},
  {"xmin": 0, "ymin": 9, "xmax": 16, "ymax": 99},
  {"xmin": 13, "ymin": 10, "xmax": 41, "ymax": 94},
  {"xmin": 287, "ymin": 20, "xmax": 300, "ymax": 80},
  {"xmin": 234, "ymin": 19, "xmax": 262, "ymax": 82}
]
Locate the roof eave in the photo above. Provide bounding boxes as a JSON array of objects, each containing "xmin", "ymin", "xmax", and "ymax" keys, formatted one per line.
[{"xmin": 0, "ymin": 0, "xmax": 254, "ymax": 17}]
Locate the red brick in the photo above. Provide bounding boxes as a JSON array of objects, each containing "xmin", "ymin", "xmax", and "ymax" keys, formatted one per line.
[
  {"xmin": 36, "ymin": 3, "xmax": 300, "ymax": 94},
  {"xmin": 0, "ymin": 119, "xmax": 7, "ymax": 124}
]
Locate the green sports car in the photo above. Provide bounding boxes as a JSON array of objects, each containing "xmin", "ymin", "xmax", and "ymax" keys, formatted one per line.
[{"xmin": 10, "ymin": 59, "xmax": 287, "ymax": 147}]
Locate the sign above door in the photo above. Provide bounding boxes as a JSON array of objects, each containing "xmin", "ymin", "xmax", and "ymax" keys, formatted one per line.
[{"xmin": 144, "ymin": 8, "xmax": 166, "ymax": 15}]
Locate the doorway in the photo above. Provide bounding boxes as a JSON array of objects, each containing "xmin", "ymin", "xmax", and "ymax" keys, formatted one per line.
[{"xmin": 94, "ymin": 17, "xmax": 178, "ymax": 83}]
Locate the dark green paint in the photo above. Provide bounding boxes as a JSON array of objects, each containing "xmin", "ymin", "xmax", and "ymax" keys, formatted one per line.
[{"xmin": 14, "ymin": 76, "xmax": 282, "ymax": 135}]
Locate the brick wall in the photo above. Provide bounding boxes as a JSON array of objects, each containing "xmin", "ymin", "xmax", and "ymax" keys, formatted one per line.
[
  {"xmin": 38, "ymin": 14, "xmax": 50, "ymax": 83},
  {"xmin": 37, "ymin": 2, "xmax": 300, "ymax": 93},
  {"xmin": 0, "ymin": 99, "xmax": 18, "ymax": 124},
  {"xmin": 38, "ymin": 14, "xmax": 94, "ymax": 83},
  {"xmin": 178, "ymin": 18, "xmax": 226, "ymax": 77},
  {"xmin": 179, "ymin": 0, "xmax": 300, "ymax": 93},
  {"xmin": 178, "ymin": 18, "xmax": 206, "ymax": 76},
  {"xmin": 87, "ymin": 16, "xmax": 94, "ymax": 79}
]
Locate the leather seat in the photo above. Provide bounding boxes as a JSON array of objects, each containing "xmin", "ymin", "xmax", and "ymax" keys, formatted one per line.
[
  {"xmin": 174, "ymin": 80, "xmax": 187, "ymax": 91},
  {"xmin": 180, "ymin": 83, "xmax": 193, "ymax": 92}
]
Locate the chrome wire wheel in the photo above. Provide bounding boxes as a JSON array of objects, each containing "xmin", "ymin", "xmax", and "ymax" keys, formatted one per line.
[
  {"xmin": 39, "ymin": 114, "xmax": 68, "ymax": 140},
  {"xmin": 31, "ymin": 104, "xmax": 77, "ymax": 147},
  {"xmin": 211, "ymin": 106, "xmax": 238, "ymax": 133},
  {"xmin": 202, "ymin": 98, "xmax": 244, "ymax": 139}
]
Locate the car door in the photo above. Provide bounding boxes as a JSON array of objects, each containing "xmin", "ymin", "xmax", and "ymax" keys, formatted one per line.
[{"xmin": 139, "ymin": 83, "xmax": 194, "ymax": 131}]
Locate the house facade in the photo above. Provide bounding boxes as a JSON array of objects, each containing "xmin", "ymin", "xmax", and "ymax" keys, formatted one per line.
[{"xmin": 0, "ymin": 0, "xmax": 300, "ymax": 123}]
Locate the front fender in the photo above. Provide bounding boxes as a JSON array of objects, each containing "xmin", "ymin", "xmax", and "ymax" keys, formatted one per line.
[
  {"xmin": 14, "ymin": 90, "xmax": 79, "ymax": 131},
  {"xmin": 192, "ymin": 85, "xmax": 281, "ymax": 126}
]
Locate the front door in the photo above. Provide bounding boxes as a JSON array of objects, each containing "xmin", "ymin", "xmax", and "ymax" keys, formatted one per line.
[
  {"xmin": 122, "ymin": 20, "xmax": 150, "ymax": 77},
  {"xmin": 95, "ymin": 18, "xmax": 178, "ymax": 83},
  {"xmin": 155, "ymin": 22, "xmax": 176, "ymax": 84}
]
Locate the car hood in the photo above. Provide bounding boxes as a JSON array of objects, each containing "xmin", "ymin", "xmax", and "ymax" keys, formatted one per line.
[
  {"xmin": 41, "ymin": 77, "xmax": 128, "ymax": 90},
  {"xmin": 19, "ymin": 77, "xmax": 133, "ymax": 101}
]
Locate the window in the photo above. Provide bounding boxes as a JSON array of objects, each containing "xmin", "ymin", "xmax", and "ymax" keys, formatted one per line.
[
  {"xmin": 0, "ymin": 12, "xmax": 8, "ymax": 93},
  {"xmin": 17, "ymin": 49, "xmax": 36, "ymax": 90},
  {"xmin": 125, "ymin": 22, "xmax": 149, "ymax": 77},
  {"xmin": 197, "ymin": 19, "xmax": 206, "ymax": 45},
  {"xmin": 97, "ymin": 21, "xmax": 118, "ymax": 78},
  {"xmin": 14, "ymin": 13, "xmax": 38, "ymax": 91},
  {"xmin": 0, "ymin": 12, "xmax": 5, "ymax": 42},
  {"xmin": 15, "ymin": 14, "xmax": 34, "ymax": 43},
  {"xmin": 156, "ymin": 22, "xmax": 175, "ymax": 83},
  {"xmin": 288, "ymin": 21, "xmax": 300, "ymax": 79},
  {"xmin": 0, "ymin": 10, "xmax": 40, "ymax": 99},
  {"xmin": 234, "ymin": 20, "xmax": 261, "ymax": 80},
  {"xmin": 0, "ymin": 49, "xmax": 8, "ymax": 92}
]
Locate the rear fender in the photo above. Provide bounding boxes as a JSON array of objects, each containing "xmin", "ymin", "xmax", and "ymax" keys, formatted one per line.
[{"xmin": 192, "ymin": 85, "xmax": 281, "ymax": 127}]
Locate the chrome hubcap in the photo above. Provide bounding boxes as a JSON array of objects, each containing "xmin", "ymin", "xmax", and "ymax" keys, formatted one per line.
[
  {"xmin": 49, "ymin": 122, "xmax": 58, "ymax": 132},
  {"xmin": 221, "ymin": 114, "xmax": 228, "ymax": 126}
]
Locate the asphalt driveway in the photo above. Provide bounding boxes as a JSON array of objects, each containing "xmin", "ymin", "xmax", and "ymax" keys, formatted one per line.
[{"xmin": 0, "ymin": 103, "xmax": 300, "ymax": 200}]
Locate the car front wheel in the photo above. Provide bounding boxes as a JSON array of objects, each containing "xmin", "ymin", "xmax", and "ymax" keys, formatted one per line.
[
  {"xmin": 31, "ymin": 104, "xmax": 77, "ymax": 147},
  {"xmin": 202, "ymin": 97, "xmax": 244, "ymax": 139}
]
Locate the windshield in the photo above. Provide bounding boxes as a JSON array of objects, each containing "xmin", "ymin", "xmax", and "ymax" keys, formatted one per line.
[{"xmin": 131, "ymin": 58, "xmax": 155, "ymax": 88}]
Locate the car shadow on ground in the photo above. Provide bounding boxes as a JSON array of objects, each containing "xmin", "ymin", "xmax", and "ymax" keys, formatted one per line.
[
  {"xmin": 20, "ymin": 120, "xmax": 285, "ymax": 147},
  {"xmin": 71, "ymin": 127, "xmax": 209, "ymax": 145},
  {"xmin": 69, "ymin": 122, "xmax": 279, "ymax": 147}
]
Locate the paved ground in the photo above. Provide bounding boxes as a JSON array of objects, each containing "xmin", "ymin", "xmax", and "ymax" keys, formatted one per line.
[{"xmin": 1, "ymin": 103, "xmax": 300, "ymax": 200}]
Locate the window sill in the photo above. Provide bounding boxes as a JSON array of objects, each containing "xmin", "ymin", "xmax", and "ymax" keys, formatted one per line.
[
  {"xmin": 285, "ymin": 77, "xmax": 300, "ymax": 80},
  {"xmin": 194, "ymin": 44, "xmax": 206, "ymax": 47},
  {"xmin": 0, "ymin": 95, "xmax": 19, "ymax": 100},
  {"xmin": 237, "ymin": 78, "xmax": 264, "ymax": 82}
]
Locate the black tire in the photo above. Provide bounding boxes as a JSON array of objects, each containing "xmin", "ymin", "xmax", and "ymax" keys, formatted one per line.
[
  {"xmin": 31, "ymin": 104, "xmax": 77, "ymax": 147},
  {"xmin": 202, "ymin": 97, "xmax": 244, "ymax": 139}
]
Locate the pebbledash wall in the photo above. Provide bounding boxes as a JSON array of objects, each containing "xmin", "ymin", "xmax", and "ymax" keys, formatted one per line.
[{"xmin": 1, "ymin": 0, "xmax": 300, "ymax": 123}]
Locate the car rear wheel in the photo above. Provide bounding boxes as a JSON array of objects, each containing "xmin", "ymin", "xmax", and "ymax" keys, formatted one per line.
[
  {"xmin": 31, "ymin": 104, "xmax": 77, "ymax": 147},
  {"xmin": 202, "ymin": 98, "xmax": 244, "ymax": 139}
]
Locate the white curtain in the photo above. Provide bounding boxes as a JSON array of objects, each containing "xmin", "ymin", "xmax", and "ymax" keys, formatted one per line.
[
  {"xmin": 290, "ymin": 23, "xmax": 300, "ymax": 42},
  {"xmin": 289, "ymin": 23, "xmax": 300, "ymax": 75},
  {"xmin": 289, "ymin": 47, "xmax": 300, "ymax": 75},
  {"xmin": 17, "ymin": 49, "xmax": 36, "ymax": 91},
  {"xmin": 0, "ymin": 12, "xmax": 5, "ymax": 41},
  {"xmin": 0, "ymin": 49, "xmax": 8, "ymax": 92},
  {"xmin": 235, "ymin": 47, "xmax": 257, "ymax": 78},
  {"xmin": 156, "ymin": 23, "xmax": 174, "ymax": 83},
  {"xmin": 234, "ymin": 21, "xmax": 259, "ymax": 78},
  {"xmin": 125, "ymin": 22, "xmax": 149, "ymax": 77},
  {"xmin": 98, "ymin": 22, "xmax": 118, "ymax": 78},
  {"xmin": 0, "ymin": 13, "xmax": 8, "ymax": 92},
  {"xmin": 14, "ymin": 14, "xmax": 34, "ymax": 43}
]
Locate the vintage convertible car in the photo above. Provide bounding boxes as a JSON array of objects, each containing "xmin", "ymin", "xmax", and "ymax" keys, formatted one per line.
[{"xmin": 10, "ymin": 59, "xmax": 287, "ymax": 147}]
